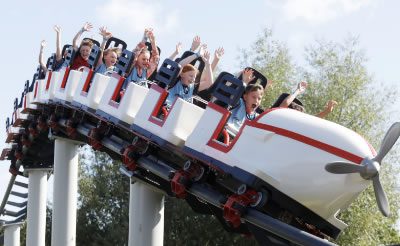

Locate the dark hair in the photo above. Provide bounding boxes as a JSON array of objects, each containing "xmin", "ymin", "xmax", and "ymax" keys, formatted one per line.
[{"xmin": 244, "ymin": 84, "xmax": 264, "ymax": 94}]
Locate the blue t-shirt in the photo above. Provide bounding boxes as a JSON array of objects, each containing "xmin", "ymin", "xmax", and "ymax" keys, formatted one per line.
[
  {"xmin": 166, "ymin": 80, "xmax": 199, "ymax": 107},
  {"xmin": 95, "ymin": 64, "xmax": 115, "ymax": 76},
  {"xmin": 125, "ymin": 67, "xmax": 148, "ymax": 88},
  {"xmin": 226, "ymin": 98, "xmax": 258, "ymax": 135}
]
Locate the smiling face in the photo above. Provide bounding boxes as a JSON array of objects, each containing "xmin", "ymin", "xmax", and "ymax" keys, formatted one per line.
[
  {"xmin": 180, "ymin": 70, "xmax": 197, "ymax": 86},
  {"xmin": 243, "ymin": 88, "xmax": 263, "ymax": 114},
  {"xmin": 80, "ymin": 45, "xmax": 91, "ymax": 61},
  {"xmin": 104, "ymin": 51, "xmax": 118, "ymax": 67},
  {"xmin": 136, "ymin": 51, "xmax": 150, "ymax": 69}
]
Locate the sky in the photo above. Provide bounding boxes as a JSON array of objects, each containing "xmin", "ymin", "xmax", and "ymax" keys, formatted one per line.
[{"xmin": 0, "ymin": 0, "xmax": 399, "ymax": 220}]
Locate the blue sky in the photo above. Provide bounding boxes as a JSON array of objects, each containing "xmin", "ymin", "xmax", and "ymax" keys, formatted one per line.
[{"xmin": 0, "ymin": 0, "xmax": 399, "ymax": 215}]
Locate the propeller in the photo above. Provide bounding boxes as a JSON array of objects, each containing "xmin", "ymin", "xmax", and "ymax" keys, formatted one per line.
[{"xmin": 325, "ymin": 122, "xmax": 400, "ymax": 217}]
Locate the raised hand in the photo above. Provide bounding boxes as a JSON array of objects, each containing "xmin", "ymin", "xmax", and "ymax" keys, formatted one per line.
[
  {"xmin": 147, "ymin": 30, "xmax": 155, "ymax": 43},
  {"xmin": 82, "ymin": 22, "xmax": 93, "ymax": 32},
  {"xmin": 297, "ymin": 81, "xmax": 307, "ymax": 93},
  {"xmin": 202, "ymin": 50, "xmax": 211, "ymax": 64},
  {"xmin": 40, "ymin": 40, "xmax": 46, "ymax": 49},
  {"xmin": 175, "ymin": 42, "xmax": 182, "ymax": 54},
  {"xmin": 54, "ymin": 25, "xmax": 61, "ymax": 34},
  {"xmin": 242, "ymin": 68, "xmax": 255, "ymax": 84},
  {"xmin": 197, "ymin": 43, "xmax": 207, "ymax": 58},
  {"xmin": 99, "ymin": 26, "xmax": 112, "ymax": 40},
  {"xmin": 214, "ymin": 47, "xmax": 224, "ymax": 60},
  {"xmin": 190, "ymin": 35, "xmax": 201, "ymax": 52},
  {"xmin": 324, "ymin": 100, "xmax": 338, "ymax": 113}
]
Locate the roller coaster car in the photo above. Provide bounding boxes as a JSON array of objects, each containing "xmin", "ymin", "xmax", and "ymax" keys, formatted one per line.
[{"xmin": 5, "ymin": 53, "xmax": 399, "ymax": 244}]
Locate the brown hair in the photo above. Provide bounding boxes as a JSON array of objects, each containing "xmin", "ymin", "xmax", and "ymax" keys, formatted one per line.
[
  {"xmin": 244, "ymin": 84, "xmax": 264, "ymax": 94},
  {"xmin": 80, "ymin": 39, "xmax": 93, "ymax": 48},
  {"xmin": 181, "ymin": 64, "xmax": 198, "ymax": 74}
]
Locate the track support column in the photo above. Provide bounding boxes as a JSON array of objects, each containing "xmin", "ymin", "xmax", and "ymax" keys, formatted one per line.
[
  {"xmin": 3, "ymin": 222, "xmax": 23, "ymax": 246},
  {"xmin": 51, "ymin": 138, "xmax": 79, "ymax": 246},
  {"xmin": 26, "ymin": 169, "xmax": 49, "ymax": 246},
  {"xmin": 128, "ymin": 180, "xmax": 164, "ymax": 246}
]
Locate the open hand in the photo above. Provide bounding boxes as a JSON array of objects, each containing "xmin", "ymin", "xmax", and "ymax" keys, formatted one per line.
[
  {"xmin": 82, "ymin": 22, "xmax": 93, "ymax": 32},
  {"xmin": 99, "ymin": 26, "xmax": 112, "ymax": 40},
  {"xmin": 190, "ymin": 35, "xmax": 201, "ymax": 51},
  {"xmin": 54, "ymin": 25, "xmax": 61, "ymax": 34},
  {"xmin": 214, "ymin": 47, "xmax": 224, "ymax": 60},
  {"xmin": 297, "ymin": 81, "xmax": 307, "ymax": 93}
]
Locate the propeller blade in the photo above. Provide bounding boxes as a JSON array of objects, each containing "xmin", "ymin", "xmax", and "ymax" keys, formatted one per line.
[
  {"xmin": 373, "ymin": 122, "xmax": 400, "ymax": 164},
  {"xmin": 325, "ymin": 162, "xmax": 364, "ymax": 174},
  {"xmin": 372, "ymin": 175, "xmax": 390, "ymax": 217}
]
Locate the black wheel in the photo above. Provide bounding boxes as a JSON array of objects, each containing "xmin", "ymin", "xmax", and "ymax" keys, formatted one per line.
[{"xmin": 251, "ymin": 189, "xmax": 269, "ymax": 209}]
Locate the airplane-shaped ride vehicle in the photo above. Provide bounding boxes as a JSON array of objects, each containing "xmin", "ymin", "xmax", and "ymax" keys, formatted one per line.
[{"xmin": 3, "ymin": 37, "xmax": 399, "ymax": 246}]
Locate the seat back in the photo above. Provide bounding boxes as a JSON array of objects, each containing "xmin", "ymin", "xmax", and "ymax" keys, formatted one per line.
[
  {"xmin": 87, "ymin": 45, "xmax": 101, "ymax": 69},
  {"xmin": 115, "ymin": 49, "xmax": 134, "ymax": 76},
  {"xmin": 210, "ymin": 72, "xmax": 245, "ymax": 109},
  {"xmin": 64, "ymin": 46, "xmax": 76, "ymax": 67},
  {"xmin": 24, "ymin": 80, "xmax": 29, "ymax": 94},
  {"xmin": 155, "ymin": 59, "xmax": 181, "ymax": 89},
  {"xmin": 46, "ymin": 54, "xmax": 56, "ymax": 71}
]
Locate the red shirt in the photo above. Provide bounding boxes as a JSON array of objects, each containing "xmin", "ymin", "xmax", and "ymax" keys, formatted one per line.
[{"xmin": 70, "ymin": 55, "xmax": 89, "ymax": 70}]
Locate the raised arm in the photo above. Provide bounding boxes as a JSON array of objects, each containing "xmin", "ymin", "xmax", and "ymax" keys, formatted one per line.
[
  {"xmin": 280, "ymin": 81, "xmax": 307, "ymax": 108},
  {"xmin": 72, "ymin": 22, "xmax": 93, "ymax": 50},
  {"xmin": 38, "ymin": 40, "xmax": 47, "ymax": 72},
  {"xmin": 54, "ymin": 25, "xmax": 62, "ymax": 62},
  {"xmin": 211, "ymin": 47, "xmax": 224, "ymax": 71},
  {"xmin": 190, "ymin": 35, "xmax": 202, "ymax": 52},
  {"xmin": 316, "ymin": 100, "xmax": 338, "ymax": 118},
  {"xmin": 169, "ymin": 42, "xmax": 182, "ymax": 60},
  {"xmin": 198, "ymin": 51, "xmax": 213, "ymax": 92},
  {"xmin": 147, "ymin": 30, "xmax": 159, "ymax": 76},
  {"xmin": 179, "ymin": 44, "xmax": 206, "ymax": 67},
  {"xmin": 242, "ymin": 68, "xmax": 255, "ymax": 84},
  {"xmin": 96, "ymin": 26, "xmax": 113, "ymax": 68}
]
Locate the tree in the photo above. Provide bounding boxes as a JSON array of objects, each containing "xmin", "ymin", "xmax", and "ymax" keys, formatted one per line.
[{"xmin": 76, "ymin": 146, "xmax": 130, "ymax": 246}]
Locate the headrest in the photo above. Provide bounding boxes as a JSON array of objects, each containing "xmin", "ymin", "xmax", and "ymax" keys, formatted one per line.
[
  {"xmin": 82, "ymin": 38, "xmax": 100, "ymax": 48},
  {"xmin": 105, "ymin": 37, "xmax": 127, "ymax": 51},
  {"xmin": 155, "ymin": 59, "xmax": 181, "ymax": 89},
  {"xmin": 145, "ymin": 41, "xmax": 161, "ymax": 57},
  {"xmin": 271, "ymin": 93, "xmax": 303, "ymax": 108},
  {"xmin": 237, "ymin": 67, "xmax": 268, "ymax": 89},
  {"xmin": 210, "ymin": 72, "xmax": 245, "ymax": 109}
]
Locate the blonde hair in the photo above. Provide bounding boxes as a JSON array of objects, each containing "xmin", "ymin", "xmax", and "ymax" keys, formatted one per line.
[{"xmin": 104, "ymin": 47, "xmax": 121, "ymax": 57}]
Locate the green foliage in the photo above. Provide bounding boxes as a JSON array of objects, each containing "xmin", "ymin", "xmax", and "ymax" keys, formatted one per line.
[
  {"xmin": 76, "ymin": 146, "xmax": 130, "ymax": 246},
  {"xmin": 164, "ymin": 197, "xmax": 258, "ymax": 246}
]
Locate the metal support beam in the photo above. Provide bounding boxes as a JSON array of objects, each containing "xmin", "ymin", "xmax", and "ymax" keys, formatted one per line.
[
  {"xmin": 3, "ymin": 223, "xmax": 23, "ymax": 246},
  {"xmin": 128, "ymin": 181, "xmax": 164, "ymax": 246},
  {"xmin": 51, "ymin": 139, "xmax": 79, "ymax": 246},
  {"xmin": 26, "ymin": 169, "xmax": 48, "ymax": 246}
]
